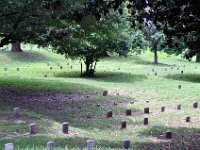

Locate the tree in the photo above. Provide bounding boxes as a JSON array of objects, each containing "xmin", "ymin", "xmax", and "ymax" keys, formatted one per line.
[
  {"xmin": 127, "ymin": 0, "xmax": 200, "ymax": 60},
  {"xmin": 49, "ymin": 14, "xmax": 132, "ymax": 77},
  {"xmin": 0, "ymin": 0, "xmax": 53, "ymax": 52}
]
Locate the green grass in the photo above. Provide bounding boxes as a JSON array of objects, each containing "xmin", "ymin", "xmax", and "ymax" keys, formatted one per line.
[{"xmin": 0, "ymin": 46, "xmax": 200, "ymax": 149}]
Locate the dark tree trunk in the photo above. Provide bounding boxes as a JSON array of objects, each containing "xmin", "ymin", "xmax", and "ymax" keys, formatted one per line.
[
  {"xmin": 11, "ymin": 42, "xmax": 22, "ymax": 52},
  {"xmin": 196, "ymin": 52, "xmax": 200, "ymax": 63},
  {"xmin": 154, "ymin": 49, "xmax": 158, "ymax": 64},
  {"xmin": 82, "ymin": 57, "xmax": 95, "ymax": 77}
]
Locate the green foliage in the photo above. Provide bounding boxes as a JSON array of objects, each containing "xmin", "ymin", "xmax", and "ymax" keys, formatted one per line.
[
  {"xmin": 49, "ymin": 11, "xmax": 133, "ymax": 76},
  {"xmin": 131, "ymin": 29, "xmax": 147, "ymax": 54}
]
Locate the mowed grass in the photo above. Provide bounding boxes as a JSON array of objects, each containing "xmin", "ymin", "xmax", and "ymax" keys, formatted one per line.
[{"xmin": 0, "ymin": 45, "xmax": 200, "ymax": 149}]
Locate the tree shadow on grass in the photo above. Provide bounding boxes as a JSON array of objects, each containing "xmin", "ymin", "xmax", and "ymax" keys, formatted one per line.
[
  {"xmin": 131, "ymin": 55, "xmax": 175, "ymax": 67},
  {"xmin": 137, "ymin": 125, "xmax": 200, "ymax": 150},
  {"xmin": 55, "ymin": 72, "xmax": 148, "ymax": 84},
  {"xmin": 165, "ymin": 74, "xmax": 200, "ymax": 83}
]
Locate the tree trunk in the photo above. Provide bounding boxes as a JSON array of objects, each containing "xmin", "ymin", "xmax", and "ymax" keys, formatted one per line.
[
  {"xmin": 11, "ymin": 42, "xmax": 22, "ymax": 52},
  {"xmin": 82, "ymin": 57, "xmax": 95, "ymax": 77},
  {"xmin": 154, "ymin": 49, "xmax": 158, "ymax": 64},
  {"xmin": 196, "ymin": 52, "xmax": 200, "ymax": 63}
]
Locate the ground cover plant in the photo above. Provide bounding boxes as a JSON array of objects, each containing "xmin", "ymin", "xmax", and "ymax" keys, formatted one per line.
[{"xmin": 0, "ymin": 46, "xmax": 199, "ymax": 149}]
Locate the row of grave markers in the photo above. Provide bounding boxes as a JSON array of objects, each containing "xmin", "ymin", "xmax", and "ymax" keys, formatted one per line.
[
  {"xmin": 5, "ymin": 132, "xmax": 176, "ymax": 150},
  {"xmin": 5, "ymin": 139, "xmax": 132, "ymax": 150}
]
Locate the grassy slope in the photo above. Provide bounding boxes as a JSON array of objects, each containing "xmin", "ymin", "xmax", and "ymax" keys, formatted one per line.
[{"xmin": 0, "ymin": 46, "xmax": 199, "ymax": 149}]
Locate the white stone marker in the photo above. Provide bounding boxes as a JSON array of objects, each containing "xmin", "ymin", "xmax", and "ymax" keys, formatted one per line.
[
  {"xmin": 13, "ymin": 107, "xmax": 20, "ymax": 118},
  {"xmin": 4, "ymin": 143, "xmax": 14, "ymax": 150},
  {"xmin": 86, "ymin": 139, "xmax": 95, "ymax": 149},
  {"xmin": 47, "ymin": 141, "xmax": 56, "ymax": 149}
]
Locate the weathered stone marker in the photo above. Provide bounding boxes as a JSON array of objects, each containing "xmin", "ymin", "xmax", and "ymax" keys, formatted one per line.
[
  {"xmin": 17, "ymin": 68, "xmax": 19, "ymax": 71},
  {"xmin": 144, "ymin": 107, "xmax": 150, "ymax": 114},
  {"xmin": 96, "ymin": 104, "xmax": 101, "ymax": 108},
  {"xmin": 107, "ymin": 110, "xmax": 112, "ymax": 118},
  {"xmin": 4, "ymin": 143, "xmax": 14, "ymax": 150},
  {"xmin": 44, "ymin": 74, "xmax": 47, "ymax": 78},
  {"xmin": 29, "ymin": 123, "xmax": 37, "ymax": 135},
  {"xmin": 178, "ymin": 85, "xmax": 182, "ymax": 89},
  {"xmin": 177, "ymin": 104, "xmax": 181, "ymax": 110},
  {"xmin": 103, "ymin": 90, "xmax": 108, "ymax": 96},
  {"xmin": 60, "ymin": 66, "xmax": 63, "ymax": 69},
  {"xmin": 121, "ymin": 121, "xmax": 127, "ymax": 129},
  {"xmin": 126, "ymin": 109, "xmax": 131, "ymax": 116},
  {"xmin": 113, "ymin": 102, "xmax": 118, "ymax": 106},
  {"xmin": 161, "ymin": 106, "xmax": 165, "ymax": 112},
  {"xmin": 62, "ymin": 122, "xmax": 69, "ymax": 134},
  {"xmin": 144, "ymin": 118, "xmax": 148, "ymax": 125},
  {"xmin": 181, "ymin": 71, "xmax": 184, "ymax": 74},
  {"xmin": 186, "ymin": 116, "xmax": 190, "ymax": 122},
  {"xmin": 86, "ymin": 139, "xmax": 95, "ymax": 149},
  {"xmin": 166, "ymin": 131, "xmax": 172, "ymax": 139},
  {"xmin": 50, "ymin": 67, "xmax": 53, "ymax": 70},
  {"xmin": 47, "ymin": 141, "xmax": 56, "ymax": 150},
  {"xmin": 193, "ymin": 102, "xmax": 198, "ymax": 108},
  {"xmin": 155, "ymin": 72, "xmax": 157, "ymax": 76},
  {"xmin": 122, "ymin": 139, "xmax": 131, "ymax": 149},
  {"xmin": 13, "ymin": 107, "xmax": 20, "ymax": 118},
  {"xmin": 4, "ymin": 68, "xmax": 7, "ymax": 71}
]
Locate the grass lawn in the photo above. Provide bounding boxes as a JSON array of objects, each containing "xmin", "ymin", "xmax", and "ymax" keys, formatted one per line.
[{"xmin": 0, "ymin": 45, "xmax": 199, "ymax": 149}]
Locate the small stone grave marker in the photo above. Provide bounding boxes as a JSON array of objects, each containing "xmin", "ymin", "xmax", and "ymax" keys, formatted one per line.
[
  {"xmin": 4, "ymin": 67, "xmax": 7, "ymax": 71},
  {"xmin": 121, "ymin": 121, "xmax": 127, "ymax": 129},
  {"xmin": 50, "ymin": 67, "xmax": 53, "ymax": 70},
  {"xmin": 144, "ymin": 107, "xmax": 150, "ymax": 114},
  {"xmin": 86, "ymin": 139, "xmax": 95, "ymax": 149},
  {"xmin": 166, "ymin": 131, "xmax": 172, "ymax": 139},
  {"xmin": 103, "ymin": 90, "xmax": 108, "ymax": 96},
  {"xmin": 13, "ymin": 107, "xmax": 20, "ymax": 118},
  {"xmin": 113, "ymin": 102, "xmax": 118, "ymax": 106},
  {"xmin": 47, "ymin": 141, "xmax": 56, "ymax": 150},
  {"xmin": 5, "ymin": 143, "xmax": 14, "ymax": 150},
  {"xmin": 29, "ymin": 123, "xmax": 37, "ymax": 135},
  {"xmin": 17, "ymin": 68, "xmax": 19, "ymax": 71},
  {"xmin": 122, "ymin": 139, "xmax": 131, "ymax": 149},
  {"xmin": 44, "ymin": 74, "xmax": 47, "ymax": 78},
  {"xmin": 193, "ymin": 102, "xmax": 198, "ymax": 108},
  {"xmin": 186, "ymin": 116, "xmax": 190, "ymax": 122},
  {"xmin": 178, "ymin": 85, "xmax": 181, "ymax": 89},
  {"xmin": 144, "ymin": 118, "xmax": 148, "ymax": 125},
  {"xmin": 181, "ymin": 70, "xmax": 184, "ymax": 74},
  {"xmin": 155, "ymin": 72, "xmax": 157, "ymax": 76},
  {"xmin": 161, "ymin": 106, "xmax": 165, "ymax": 112},
  {"xmin": 62, "ymin": 122, "xmax": 69, "ymax": 134},
  {"xmin": 96, "ymin": 104, "xmax": 101, "ymax": 108},
  {"xmin": 60, "ymin": 66, "xmax": 63, "ymax": 69},
  {"xmin": 177, "ymin": 104, "xmax": 181, "ymax": 110},
  {"xmin": 106, "ymin": 110, "xmax": 112, "ymax": 118},
  {"xmin": 126, "ymin": 109, "xmax": 131, "ymax": 116}
]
